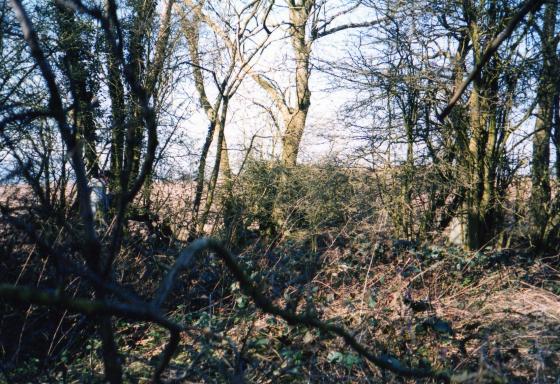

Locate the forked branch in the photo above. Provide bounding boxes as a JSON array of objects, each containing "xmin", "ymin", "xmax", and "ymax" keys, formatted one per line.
[{"xmin": 438, "ymin": 0, "xmax": 546, "ymax": 121}]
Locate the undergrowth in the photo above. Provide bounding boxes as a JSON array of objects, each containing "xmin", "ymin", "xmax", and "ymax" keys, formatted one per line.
[{"xmin": 3, "ymin": 223, "xmax": 558, "ymax": 383}]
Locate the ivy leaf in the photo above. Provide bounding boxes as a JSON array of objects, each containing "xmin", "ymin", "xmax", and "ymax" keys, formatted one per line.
[
  {"xmin": 327, "ymin": 351, "xmax": 344, "ymax": 363},
  {"xmin": 342, "ymin": 353, "xmax": 361, "ymax": 368},
  {"xmin": 254, "ymin": 338, "xmax": 269, "ymax": 347},
  {"xmin": 368, "ymin": 295, "xmax": 377, "ymax": 308},
  {"xmin": 424, "ymin": 317, "xmax": 454, "ymax": 335}
]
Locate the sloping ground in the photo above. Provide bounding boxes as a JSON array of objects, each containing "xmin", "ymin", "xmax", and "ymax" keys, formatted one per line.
[
  {"xmin": 2, "ymin": 229, "xmax": 559, "ymax": 383},
  {"xmin": 440, "ymin": 272, "xmax": 560, "ymax": 382},
  {"xmin": 161, "ymin": 236, "xmax": 560, "ymax": 383}
]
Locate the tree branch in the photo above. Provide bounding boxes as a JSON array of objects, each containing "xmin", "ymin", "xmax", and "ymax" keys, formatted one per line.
[
  {"xmin": 9, "ymin": 0, "xmax": 98, "ymax": 266},
  {"xmin": 251, "ymin": 73, "xmax": 291, "ymax": 117},
  {"xmin": 437, "ymin": 0, "xmax": 546, "ymax": 122},
  {"xmin": 155, "ymin": 238, "xmax": 454, "ymax": 382},
  {"xmin": 0, "ymin": 283, "xmax": 181, "ymax": 382},
  {"xmin": 316, "ymin": 19, "xmax": 386, "ymax": 39}
]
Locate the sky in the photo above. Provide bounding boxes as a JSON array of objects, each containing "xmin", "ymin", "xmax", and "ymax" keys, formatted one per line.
[
  {"xmin": 165, "ymin": 0, "xmax": 380, "ymax": 177},
  {"xmin": 0, "ymin": 0, "xmax": 547, "ymax": 181}
]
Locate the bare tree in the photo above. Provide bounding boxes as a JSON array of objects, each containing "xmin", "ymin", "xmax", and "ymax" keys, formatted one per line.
[
  {"xmin": 178, "ymin": 0, "xmax": 274, "ymax": 238},
  {"xmin": 252, "ymin": 0, "xmax": 384, "ymax": 168},
  {"xmin": 530, "ymin": 0, "xmax": 559, "ymax": 248}
]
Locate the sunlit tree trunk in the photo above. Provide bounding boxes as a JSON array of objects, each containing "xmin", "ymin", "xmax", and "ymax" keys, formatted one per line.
[
  {"xmin": 462, "ymin": 12, "xmax": 504, "ymax": 250},
  {"xmin": 530, "ymin": 0, "xmax": 558, "ymax": 248},
  {"xmin": 280, "ymin": 3, "xmax": 312, "ymax": 168}
]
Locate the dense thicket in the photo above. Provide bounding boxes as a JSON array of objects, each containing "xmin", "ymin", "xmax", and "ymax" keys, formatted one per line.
[{"xmin": 1, "ymin": 0, "xmax": 559, "ymax": 382}]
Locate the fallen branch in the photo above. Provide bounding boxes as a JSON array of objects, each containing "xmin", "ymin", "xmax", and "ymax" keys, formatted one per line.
[
  {"xmin": 1, "ymin": 237, "xmax": 456, "ymax": 382},
  {"xmin": 189, "ymin": 238, "xmax": 452, "ymax": 382}
]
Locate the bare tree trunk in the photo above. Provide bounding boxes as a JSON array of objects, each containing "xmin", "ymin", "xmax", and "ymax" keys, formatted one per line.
[
  {"xmin": 280, "ymin": 3, "xmax": 312, "ymax": 168},
  {"xmin": 281, "ymin": 110, "xmax": 308, "ymax": 168},
  {"xmin": 107, "ymin": 47, "xmax": 126, "ymax": 192},
  {"xmin": 554, "ymin": 94, "xmax": 560, "ymax": 179},
  {"xmin": 55, "ymin": 7, "xmax": 123, "ymax": 382},
  {"xmin": 253, "ymin": 1, "xmax": 312, "ymax": 169},
  {"xmin": 531, "ymin": 105, "xmax": 552, "ymax": 243},
  {"xmin": 460, "ymin": 6, "xmax": 511, "ymax": 250},
  {"xmin": 190, "ymin": 119, "xmax": 218, "ymax": 239},
  {"xmin": 530, "ymin": 0, "xmax": 558, "ymax": 248},
  {"xmin": 128, "ymin": 0, "xmax": 157, "ymax": 183},
  {"xmin": 198, "ymin": 99, "xmax": 232, "ymax": 234},
  {"xmin": 402, "ymin": 117, "xmax": 415, "ymax": 239},
  {"xmin": 465, "ymin": 81, "xmax": 484, "ymax": 250}
]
